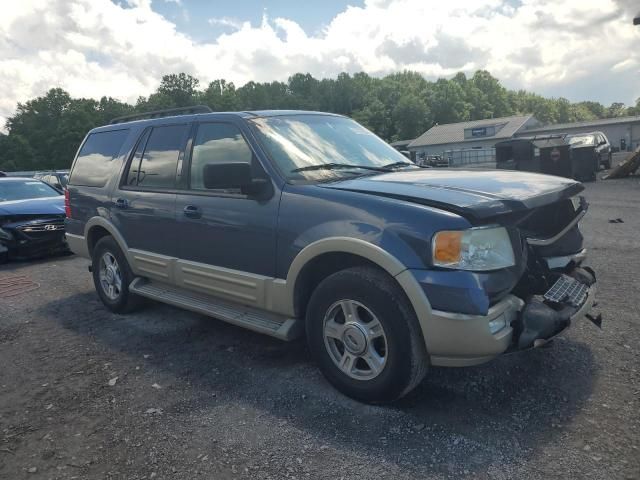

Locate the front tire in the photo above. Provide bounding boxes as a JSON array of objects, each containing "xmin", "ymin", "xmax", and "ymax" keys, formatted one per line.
[
  {"xmin": 306, "ymin": 266, "xmax": 428, "ymax": 403},
  {"xmin": 92, "ymin": 236, "xmax": 142, "ymax": 313}
]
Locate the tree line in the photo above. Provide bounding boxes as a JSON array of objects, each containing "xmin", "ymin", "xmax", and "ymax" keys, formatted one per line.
[{"xmin": 1, "ymin": 70, "xmax": 638, "ymax": 171}]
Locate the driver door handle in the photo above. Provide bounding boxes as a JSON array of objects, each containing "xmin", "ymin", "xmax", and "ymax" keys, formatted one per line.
[
  {"xmin": 114, "ymin": 198, "xmax": 128, "ymax": 209},
  {"xmin": 183, "ymin": 205, "xmax": 202, "ymax": 219}
]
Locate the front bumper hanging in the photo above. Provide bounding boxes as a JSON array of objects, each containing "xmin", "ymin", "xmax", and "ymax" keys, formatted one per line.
[{"xmin": 508, "ymin": 266, "xmax": 599, "ymax": 351}]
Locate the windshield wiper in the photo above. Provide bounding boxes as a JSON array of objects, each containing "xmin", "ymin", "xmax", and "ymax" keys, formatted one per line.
[
  {"xmin": 381, "ymin": 161, "xmax": 416, "ymax": 170},
  {"xmin": 291, "ymin": 163, "xmax": 388, "ymax": 173}
]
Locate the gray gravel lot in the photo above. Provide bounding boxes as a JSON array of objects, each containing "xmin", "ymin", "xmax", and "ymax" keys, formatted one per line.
[{"xmin": 1, "ymin": 177, "xmax": 639, "ymax": 479}]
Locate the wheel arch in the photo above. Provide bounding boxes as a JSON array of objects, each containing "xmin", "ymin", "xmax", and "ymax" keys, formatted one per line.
[
  {"xmin": 84, "ymin": 217, "xmax": 133, "ymax": 266},
  {"xmin": 283, "ymin": 238, "xmax": 433, "ymax": 339}
]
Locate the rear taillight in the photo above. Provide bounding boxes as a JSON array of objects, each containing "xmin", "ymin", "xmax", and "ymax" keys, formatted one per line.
[{"xmin": 64, "ymin": 189, "xmax": 72, "ymax": 218}]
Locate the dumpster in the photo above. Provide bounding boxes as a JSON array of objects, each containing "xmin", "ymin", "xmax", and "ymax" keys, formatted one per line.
[
  {"xmin": 496, "ymin": 135, "xmax": 597, "ymax": 181},
  {"xmin": 566, "ymin": 134, "xmax": 600, "ymax": 181}
]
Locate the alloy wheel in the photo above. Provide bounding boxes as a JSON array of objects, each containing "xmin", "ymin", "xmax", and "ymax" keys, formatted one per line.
[
  {"xmin": 99, "ymin": 252, "xmax": 123, "ymax": 301},
  {"xmin": 323, "ymin": 299, "xmax": 388, "ymax": 380}
]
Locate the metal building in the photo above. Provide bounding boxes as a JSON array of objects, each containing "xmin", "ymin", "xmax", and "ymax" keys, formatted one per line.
[
  {"xmin": 407, "ymin": 115, "xmax": 538, "ymax": 167},
  {"xmin": 519, "ymin": 115, "xmax": 640, "ymax": 152}
]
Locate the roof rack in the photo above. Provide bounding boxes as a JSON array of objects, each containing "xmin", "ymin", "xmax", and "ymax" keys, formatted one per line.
[{"xmin": 110, "ymin": 105, "xmax": 213, "ymax": 124}]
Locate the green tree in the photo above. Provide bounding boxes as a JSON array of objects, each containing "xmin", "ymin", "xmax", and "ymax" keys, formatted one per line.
[
  {"xmin": 392, "ymin": 94, "xmax": 430, "ymax": 141},
  {"xmin": 352, "ymin": 98, "xmax": 390, "ymax": 139},
  {"xmin": 1, "ymin": 69, "xmax": 635, "ymax": 171},
  {"xmin": 469, "ymin": 70, "xmax": 511, "ymax": 118},
  {"xmin": 428, "ymin": 78, "xmax": 469, "ymax": 124},
  {"xmin": 606, "ymin": 102, "xmax": 628, "ymax": 118},
  {"xmin": 0, "ymin": 134, "xmax": 36, "ymax": 171},
  {"xmin": 628, "ymin": 98, "xmax": 640, "ymax": 116},
  {"xmin": 202, "ymin": 79, "xmax": 238, "ymax": 111}
]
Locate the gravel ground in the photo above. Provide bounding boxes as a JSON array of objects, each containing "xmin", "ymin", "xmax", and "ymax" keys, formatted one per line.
[{"xmin": 0, "ymin": 177, "xmax": 639, "ymax": 480}]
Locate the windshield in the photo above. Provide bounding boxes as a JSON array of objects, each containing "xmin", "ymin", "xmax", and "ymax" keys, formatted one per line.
[
  {"xmin": 567, "ymin": 135, "xmax": 596, "ymax": 146},
  {"xmin": 249, "ymin": 114, "xmax": 415, "ymax": 182},
  {"xmin": 0, "ymin": 180, "xmax": 61, "ymax": 202}
]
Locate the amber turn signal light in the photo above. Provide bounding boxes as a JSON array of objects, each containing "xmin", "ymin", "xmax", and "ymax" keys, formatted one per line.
[{"xmin": 433, "ymin": 231, "xmax": 462, "ymax": 263}]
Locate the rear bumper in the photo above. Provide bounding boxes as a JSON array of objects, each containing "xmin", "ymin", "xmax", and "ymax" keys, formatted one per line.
[
  {"xmin": 419, "ymin": 267, "xmax": 598, "ymax": 367},
  {"xmin": 65, "ymin": 232, "xmax": 89, "ymax": 258}
]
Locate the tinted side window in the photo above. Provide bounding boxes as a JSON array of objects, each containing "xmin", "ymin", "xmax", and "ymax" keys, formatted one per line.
[
  {"xmin": 129, "ymin": 124, "xmax": 188, "ymax": 189},
  {"xmin": 69, "ymin": 129, "xmax": 129, "ymax": 187},
  {"xmin": 190, "ymin": 123, "xmax": 253, "ymax": 191}
]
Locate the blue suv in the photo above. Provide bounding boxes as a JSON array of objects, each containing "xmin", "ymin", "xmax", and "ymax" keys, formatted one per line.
[{"xmin": 65, "ymin": 107, "xmax": 598, "ymax": 403}]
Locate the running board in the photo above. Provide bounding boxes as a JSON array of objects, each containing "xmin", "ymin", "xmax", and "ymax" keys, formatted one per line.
[{"xmin": 129, "ymin": 278, "xmax": 303, "ymax": 341}]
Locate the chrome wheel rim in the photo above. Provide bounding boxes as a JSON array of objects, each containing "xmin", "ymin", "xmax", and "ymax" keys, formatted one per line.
[
  {"xmin": 323, "ymin": 300, "xmax": 388, "ymax": 381},
  {"xmin": 99, "ymin": 252, "xmax": 122, "ymax": 301}
]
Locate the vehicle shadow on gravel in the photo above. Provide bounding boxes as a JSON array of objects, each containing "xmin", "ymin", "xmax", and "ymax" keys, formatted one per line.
[{"xmin": 43, "ymin": 292, "xmax": 596, "ymax": 477}]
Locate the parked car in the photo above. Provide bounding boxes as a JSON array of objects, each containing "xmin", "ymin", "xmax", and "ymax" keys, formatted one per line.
[
  {"xmin": 418, "ymin": 154, "xmax": 448, "ymax": 168},
  {"xmin": 567, "ymin": 131, "xmax": 612, "ymax": 169},
  {"xmin": 34, "ymin": 170, "xmax": 69, "ymax": 191},
  {"xmin": 0, "ymin": 177, "xmax": 68, "ymax": 262},
  {"xmin": 65, "ymin": 107, "xmax": 598, "ymax": 403}
]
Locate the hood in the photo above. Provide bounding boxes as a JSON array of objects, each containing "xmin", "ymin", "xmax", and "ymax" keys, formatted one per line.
[
  {"xmin": 0, "ymin": 196, "xmax": 65, "ymax": 217},
  {"xmin": 320, "ymin": 169, "xmax": 583, "ymax": 220}
]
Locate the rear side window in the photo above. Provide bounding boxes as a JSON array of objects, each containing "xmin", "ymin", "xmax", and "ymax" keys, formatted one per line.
[
  {"xmin": 70, "ymin": 129, "xmax": 129, "ymax": 187},
  {"xmin": 126, "ymin": 124, "xmax": 188, "ymax": 189},
  {"xmin": 189, "ymin": 123, "xmax": 253, "ymax": 190}
]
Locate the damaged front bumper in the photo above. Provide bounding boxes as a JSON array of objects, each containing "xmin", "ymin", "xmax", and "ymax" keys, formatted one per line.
[
  {"xmin": 0, "ymin": 220, "xmax": 69, "ymax": 262},
  {"xmin": 424, "ymin": 263, "xmax": 599, "ymax": 367},
  {"xmin": 508, "ymin": 266, "xmax": 598, "ymax": 351}
]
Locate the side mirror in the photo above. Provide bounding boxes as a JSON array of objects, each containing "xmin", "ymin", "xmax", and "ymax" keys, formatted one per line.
[
  {"xmin": 598, "ymin": 140, "xmax": 606, "ymax": 146},
  {"xmin": 203, "ymin": 163, "xmax": 270, "ymax": 196}
]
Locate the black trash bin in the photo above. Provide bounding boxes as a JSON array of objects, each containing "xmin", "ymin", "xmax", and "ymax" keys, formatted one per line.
[
  {"xmin": 565, "ymin": 133, "xmax": 601, "ymax": 182},
  {"xmin": 539, "ymin": 142, "xmax": 572, "ymax": 178},
  {"xmin": 496, "ymin": 134, "xmax": 597, "ymax": 181}
]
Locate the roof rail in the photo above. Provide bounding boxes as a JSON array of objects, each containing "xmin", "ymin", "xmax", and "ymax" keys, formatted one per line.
[{"xmin": 110, "ymin": 105, "xmax": 213, "ymax": 124}]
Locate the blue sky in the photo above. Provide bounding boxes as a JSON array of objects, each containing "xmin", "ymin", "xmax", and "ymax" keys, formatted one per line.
[
  {"xmin": 152, "ymin": 0, "xmax": 365, "ymax": 42},
  {"xmin": 0, "ymin": 0, "xmax": 638, "ymax": 127}
]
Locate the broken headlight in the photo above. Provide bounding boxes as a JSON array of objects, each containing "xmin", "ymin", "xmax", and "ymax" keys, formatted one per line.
[{"xmin": 432, "ymin": 226, "xmax": 515, "ymax": 271}]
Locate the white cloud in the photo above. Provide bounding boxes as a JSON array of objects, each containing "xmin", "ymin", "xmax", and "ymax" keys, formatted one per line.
[
  {"xmin": 0, "ymin": 0, "xmax": 638, "ymax": 129},
  {"xmin": 208, "ymin": 16, "xmax": 245, "ymax": 30}
]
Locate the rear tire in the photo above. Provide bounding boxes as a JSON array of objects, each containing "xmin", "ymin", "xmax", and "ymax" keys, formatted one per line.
[
  {"xmin": 306, "ymin": 266, "xmax": 428, "ymax": 403},
  {"xmin": 92, "ymin": 236, "xmax": 142, "ymax": 313}
]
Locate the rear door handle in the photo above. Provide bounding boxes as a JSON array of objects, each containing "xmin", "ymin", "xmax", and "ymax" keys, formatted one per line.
[
  {"xmin": 183, "ymin": 205, "xmax": 202, "ymax": 219},
  {"xmin": 114, "ymin": 198, "xmax": 128, "ymax": 209}
]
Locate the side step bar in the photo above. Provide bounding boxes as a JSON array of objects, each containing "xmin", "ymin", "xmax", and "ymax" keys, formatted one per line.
[{"xmin": 129, "ymin": 278, "xmax": 303, "ymax": 341}]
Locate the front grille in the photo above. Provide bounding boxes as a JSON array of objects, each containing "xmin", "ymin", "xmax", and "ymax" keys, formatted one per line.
[
  {"xmin": 518, "ymin": 198, "xmax": 579, "ymax": 238},
  {"xmin": 18, "ymin": 222, "xmax": 65, "ymax": 233},
  {"xmin": 14, "ymin": 218, "xmax": 66, "ymax": 241}
]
